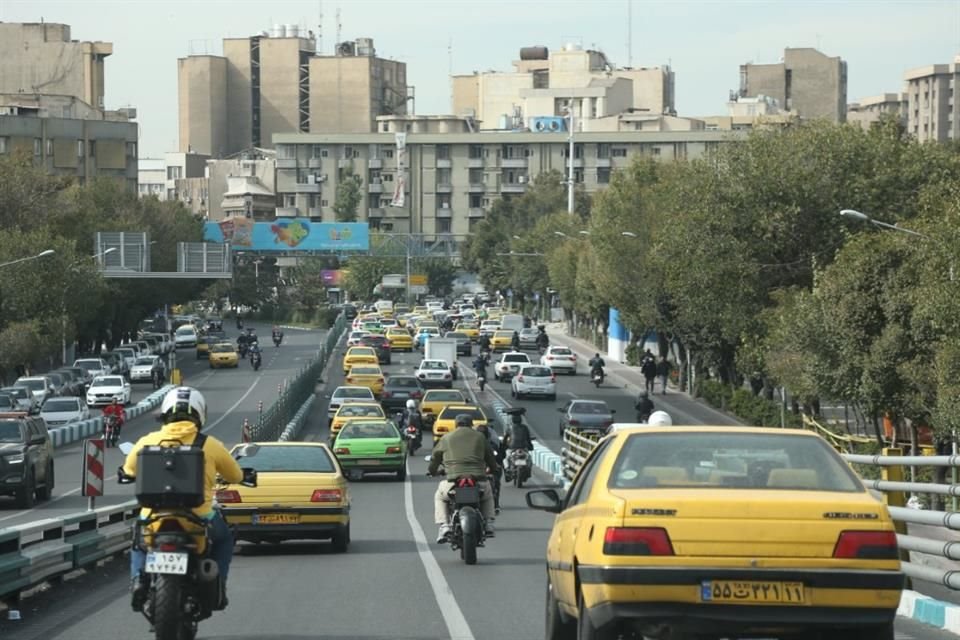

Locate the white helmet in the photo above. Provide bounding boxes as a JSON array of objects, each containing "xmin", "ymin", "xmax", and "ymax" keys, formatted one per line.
[
  {"xmin": 405, "ymin": 399, "xmax": 417, "ymax": 411},
  {"xmin": 160, "ymin": 386, "xmax": 207, "ymax": 427},
  {"xmin": 647, "ymin": 410, "xmax": 673, "ymax": 426}
]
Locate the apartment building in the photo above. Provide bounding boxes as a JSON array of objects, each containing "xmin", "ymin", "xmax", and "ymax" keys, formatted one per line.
[
  {"xmin": 179, "ymin": 29, "xmax": 407, "ymax": 157},
  {"xmin": 904, "ymin": 57, "xmax": 960, "ymax": 142},
  {"xmin": 138, "ymin": 158, "xmax": 166, "ymax": 198},
  {"xmin": 452, "ymin": 44, "xmax": 675, "ymax": 130},
  {"xmin": 847, "ymin": 93, "xmax": 908, "ymax": 130},
  {"xmin": 272, "ymin": 126, "xmax": 741, "ymax": 236},
  {"xmin": 738, "ymin": 48, "xmax": 847, "ymax": 122}
]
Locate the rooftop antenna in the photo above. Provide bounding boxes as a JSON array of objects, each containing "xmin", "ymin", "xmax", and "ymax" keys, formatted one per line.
[
  {"xmin": 317, "ymin": 0, "xmax": 323, "ymax": 54},
  {"xmin": 335, "ymin": 6, "xmax": 341, "ymax": 48},
  {"xmin": 448, "ymin": 36, "xmax": 453, "ymax": 109},
  {"xmin": 627, "ymin": 0, "xmax": 632, "ymax": 67}
]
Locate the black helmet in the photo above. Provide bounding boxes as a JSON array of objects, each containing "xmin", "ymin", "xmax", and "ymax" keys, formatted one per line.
[{"xmin": 455, "ymin": 414, "xmax": 474, "ymax": 428}]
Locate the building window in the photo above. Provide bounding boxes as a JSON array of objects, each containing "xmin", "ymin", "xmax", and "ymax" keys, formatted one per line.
[
  {"xmin": 167, "ymin": 166, "xmax": 182, "ymax": 180},
  {"xmin": 321, "ymin": 148, "xmax": 329, "ymax": 158},
  {"xmin": 469, "ymin": 144, "xmax": 483, "ymax": 159},
  {"xmin": 343, "ymin": 146, "xmax": 353, "ymax": 159},
  {"xmin": 468, "ymin": 168, "xmax": 483, "ymax": 183},
  {"xmin": 597, "ymin": 143, "xmax": 610, "ymax": 159},
  {"xmin": 127, "ymin": 142, "xmax": 137, "ymax": 157},
  {"xmin": 437, "ymin": 168, "xmax": 451, "ymax": 184},
  {"xmin": 276, "ymin": 144, "xmax": 295, "ymax": 159},
  {"xmin": 482, "ymin": 198, "xmax": 491, "ymax": 207},
  {"xmin": 321, "ymin": 199, "xmax": 329, "ymax": 207},
  {"xmin": 597, "ymin": 167, "xmax": 611, "ymax": 184},
  {"xmin": 369, "ymin": 218, "xmax": 382, "ymax": 230},
  {"xmin": 383, "ymin": 173, "xmax": 394, "ymax": 182},
  {"xmin": 437, "ymin": 218, "xmax": 452, "ymax": 233},
  {"xmin": 561, "ymin": 144, "xmax": 583, "ymax": 159},
  {"xmin": 574, "ymin": 169, "xmax": 584, "ymax": 183},
  {"xmin": 45, "ymin": 139, "xmax": 53, "ymax": 156},
  {"xmin": 652, "ymin": 147, "xmax": 661, "ymax": 156},
  {"xmin": 438, "ymin": 194, "xmax": 451, "ymax": 209},
  {"xmin": 33, "ymin": 138, "xmax": 42, "ymax": 156},
  {"xmin": 89, "ymin": 140, "xmax": 96, "ymax": 157},
  {"xmin": 369, "ymin": 170, "xmax": 382, "ymax": 183},
  {"xmin": 384, "ymin": 149, "xmax": 394, "ymax": 159},
  {"xmin": 436, "ymin": 144, "xmax": 450, "ymax": 160},
  {"xmin": 469, "ymin": 194, "xmax": 483, "ymax": 208},
  {"xmin": 611, "ymin": 147, "xmax": 627, "ymax": 158},
  {"xmin": 282, "ymin": 194, "xmax": 295, "ymax": 207},
  {"xmin": 167, "ymin": 188, "xmax": 176, "ymax": 200}
]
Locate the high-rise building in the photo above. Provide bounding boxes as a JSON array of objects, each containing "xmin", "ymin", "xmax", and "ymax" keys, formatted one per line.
[
  {"xmin": 0, "ymin": 22, "xmax": 113, "ymax": 109},
  {"xmin": 738, "ymin": 48, "xmax": 847, "ymax": 122},
  {"xmin": 904, "ymin": 57, "xmax": 960, "ymax": 143},
  {"xmin": 178, "ymin": 29, "xmax": 408, "ymax": 157}
]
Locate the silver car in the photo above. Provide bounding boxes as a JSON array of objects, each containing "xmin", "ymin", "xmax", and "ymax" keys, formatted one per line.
[
  {"xmin": 1, "ymin": 387, "xmax": 39, "ymax": 414},
  {"xmin": 40, "ymin": 397, "xmax": 91, "ymax": 427},
  {"xmin": 557, "ymin": 399, "xmax": 617, "ymax": 436}
]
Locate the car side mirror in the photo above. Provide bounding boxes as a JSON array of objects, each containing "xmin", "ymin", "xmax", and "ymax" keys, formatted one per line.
[
  {"xmin": 526, "ymin": 488, "xmax": 562, "ymax": 513},
  {"xmin": 610, "ymin": 409, "xmax": 617, "ymax": 414}
]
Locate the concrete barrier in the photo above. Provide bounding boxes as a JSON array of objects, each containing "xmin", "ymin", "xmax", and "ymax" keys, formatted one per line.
[
  {"xmin": 489, "ymin": 399, "xmax": 566, "ymax": 486},
  {"xmin": 279, "ymin": 395, "xmax": 316, "ymax": 442}
]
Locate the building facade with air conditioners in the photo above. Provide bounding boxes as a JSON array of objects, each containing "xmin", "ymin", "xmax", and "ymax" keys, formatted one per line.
[
  {"xmin": 903, "ymin": 57, "xmax": 960, "ymax": 143},
  {"xmin": 178, "ymin": 27, "xmax": 408, "ymax": 157},
  {"xmin": 272, "ymin": 124, "xmax": 742, "ymax": 236}
]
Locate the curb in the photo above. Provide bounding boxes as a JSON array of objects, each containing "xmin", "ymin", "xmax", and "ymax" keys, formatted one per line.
[
  {"xmin": 49, "ymin": 385, "xmax": 174, "ymax": 449},
  {"xmin": 898, "ymin": 589, "xmax": 960, "ymax": 633}
]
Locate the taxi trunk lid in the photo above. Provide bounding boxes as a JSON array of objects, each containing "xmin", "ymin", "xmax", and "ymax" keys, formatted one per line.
[
  {"xmin": 230, "ymin": 472, "xmax": 341, "ymax": 505},
  {"xmin": 613, "ymin": 489, "xmax": 890, "ymax": 558}
]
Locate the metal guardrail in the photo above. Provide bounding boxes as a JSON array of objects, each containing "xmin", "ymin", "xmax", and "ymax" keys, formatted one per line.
[{"xmin": 560, "ymin": 428, "xmax": 606, "ymax": 483}]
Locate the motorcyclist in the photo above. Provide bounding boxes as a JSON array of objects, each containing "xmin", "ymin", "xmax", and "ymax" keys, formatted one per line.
[
  {"xmin": 589, "ymin": 353, "xmax": 606, "ymax": 382},
  {"xmin": 151, "ymin": 364, "xmax": 164, "ymax": 390},
  {"xmin": 474, "ymin": 421, "xmax": 502, "ymax": 514},
  {"xmin": 473, "ymin": 352, "xmax": 489, "ymax": 378},
  {"xmin": 429, "ymin": 414, "xmax": 498, "ymax": 543},
  {"xmin": 635, "ymin": 390, "xmax": 655, "ymax": 423},
  {"xmin": 511, "ymin": 331, "xmax": 521, "ymax": 351},
  {"xmin": 249, "ymin": 342, "xmax": 262, "ymax": 368},
  {"xmin": 102, "ymin": 397, "xmax": 126, "ymax": 434},
  {"xmin": 272, "ymin": 325, "xmax": 283, "ymax": 345},
  {"xmin": 535, "ymin": 326, "xmax": 549, "ymax": 351},
  {"xmin": 647, "ymin": 410, "xmax": 673, "ymax": 426},
  {"xmin": 477, "ymin": 333, "xmax": 492, "ymax": 354},
  {"xmin": 123, "ymin": 387, "xmax": 243, "ymax": 610},
  {"xmin": 501, "ymin": 407, "xmax": 534, "ymax": 474},
  {"xmin": 401, "ymin": 399, "xmax": 423, "ymax": 449}
]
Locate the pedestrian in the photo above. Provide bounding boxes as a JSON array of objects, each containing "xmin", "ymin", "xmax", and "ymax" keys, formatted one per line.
[
  {"xmin": 641, "ymin": 357, "xmax": 657, "ymax": 395},
  {"xmin": 656, "ymin": 356, "xmax": 670, "ymax": 395}
]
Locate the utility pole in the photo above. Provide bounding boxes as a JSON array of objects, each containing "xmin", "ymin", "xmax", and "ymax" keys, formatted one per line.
[{"xmin": 566, "ymin": 107, "xmax": 575, "ymax": 214}]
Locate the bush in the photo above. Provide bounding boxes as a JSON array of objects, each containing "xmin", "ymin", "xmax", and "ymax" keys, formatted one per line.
[
  {"xmin": 624, "ymin": 342, "xmax": 641, "ymax": 366},
  {"xmin": 698, "ymin": 380, "xmax": 802, "ymax": 428},
  {"xmin": 698, "ymin": 379, "xmax": 732, "ymax": 409}
]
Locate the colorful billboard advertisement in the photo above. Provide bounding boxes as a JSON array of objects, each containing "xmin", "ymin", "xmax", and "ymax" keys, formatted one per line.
[
  {"xmin": 204, "ymin": 219, "xmax": 369, "ymax": 252},
  {"xmin": 321, "ymin": 269, "xmax": 345, "ymax": 286}
]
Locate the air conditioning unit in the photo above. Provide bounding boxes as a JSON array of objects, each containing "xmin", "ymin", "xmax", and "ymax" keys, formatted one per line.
[{"xmin": 530, "ymin": 116, "xmax": 566, "ymax": 133}]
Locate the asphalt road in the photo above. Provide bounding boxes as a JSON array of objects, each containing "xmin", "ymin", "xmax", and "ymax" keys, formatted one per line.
[
  {"xmin": 0, "ymin": 327, "xmax": 325, "ymax": 528},
  {"xmin": 0, "ymin": 335, "xmax": 954, "ymax": 640}
]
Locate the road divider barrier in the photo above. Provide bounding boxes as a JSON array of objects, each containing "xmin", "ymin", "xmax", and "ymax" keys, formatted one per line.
[
  {"xmin": 49, "ymin": 384, "xmax": 174, "ymax": 449},
  {"xmin": 489, "ymin": 400, "xmax": 565, "ymax": 485}
]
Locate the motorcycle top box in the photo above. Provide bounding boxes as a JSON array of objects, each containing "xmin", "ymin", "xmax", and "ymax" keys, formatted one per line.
[{"xmin": 135, "ymin": 442, "xmax": 206, "ymax": 509}]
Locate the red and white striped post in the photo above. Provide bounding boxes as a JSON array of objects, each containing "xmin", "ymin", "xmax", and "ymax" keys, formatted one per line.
[
  {"xmin": 241, "ymin": 418, "xmax": 251, "ymax": 443},
  {"xmin": 81, "ymin": 438, "xmax": 105, "ymax": 510}
]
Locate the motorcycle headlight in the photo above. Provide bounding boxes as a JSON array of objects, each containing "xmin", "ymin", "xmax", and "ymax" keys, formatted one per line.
[{"xmin": 3, "ymin": 453, "xmax": 24, "ymax": 464}]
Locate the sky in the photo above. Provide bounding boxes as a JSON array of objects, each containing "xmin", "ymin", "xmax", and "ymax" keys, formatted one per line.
[{"xmin": 1, "ymin": 0, "xmax": 958, "ymax": 157}]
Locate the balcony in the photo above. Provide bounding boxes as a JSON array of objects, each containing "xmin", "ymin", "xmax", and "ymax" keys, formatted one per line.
[
  {"xmin": 595, "ymin": 157, "xmax": 611, "ymax": 167},
  {"xmin": 276, "ymin": 206, "xmax": 299, "ymax": 218},
  {"xmin": 562, "ymin": 157, "xmax": 585, "ymax": 168},
  {"xmin": 436, "ymin": 206, "xmax": 452, "ymax": 217},
  {"xmin": 368, "ymin": 182, "xmax": 384, "ymax": 194},
  {"xmin": 467, "ymin": 157, "xmax": 484, "ymax": 168},
  {"xmin": 307, "ymin": 158, "xmax": 322, "ymax": 169},
  {"xmin": 501, "ymin": 157, "xmax": 527, "ymax": 168},
  {"xmin": 307, "ymin": 207, "xmax": 323, "ymax": 219},
  {"xmin": 368, "ymin": 207, "xmax": 385, "ymax": 218},
  {"xmin": 436, "ymin": 183, "xmax": 452, "ymax": 193},
  {"xmin": 291, "ymin": 182, "xmax": 321, "ymax": 193},
  {"xmin": 501, "ymin": 183, "xmax": 527, "ymax": 193},
  {"xmin": 338, "ymin": 158, "xmax": 353, "ymax": 169},
  {"xmin": 368, "ymin": 158, "xmax": 383, "ymax": 169},
  {"xmin": 436, "ymin": 158, "xmax": 452, "ymax": 169},
  {"xmin": 467, "ymin": 183, "xmax": 485, "ymax": 193},
  {"xmin": 468, "ymin": 207, "xmax": 486, "ymax": 217},
  {"xmin": 277, "ymin": 158, "xmax": 298, "ymax": 169}
]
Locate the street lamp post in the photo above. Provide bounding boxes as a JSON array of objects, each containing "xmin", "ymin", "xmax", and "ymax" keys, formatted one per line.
[
  {"xmin": 840, "ymin": 209, "xmax": 954, "ymax": 281},
  {"xmin": 564, "ymin": 107, "xmax": 575, "ymax": 215},
  {"xmin": 0, "ymin": 249, "xmax": 55, "ymax": 269}
]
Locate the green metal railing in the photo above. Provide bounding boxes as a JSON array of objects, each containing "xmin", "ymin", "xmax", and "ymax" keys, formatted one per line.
[{"xmin": 247, "ymin": 311, "xmax": 348, "ymax": 441}]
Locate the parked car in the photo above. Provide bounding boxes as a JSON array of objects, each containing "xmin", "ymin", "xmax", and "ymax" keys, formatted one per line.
[
  {"xmin": 74, "ymin": 358, "xmax": 111, "ymax": 380},
  {"xmin": 130, "ymin": 355, "xmax": 165, "ymax": 383},
  {"xmin": 1, "ymin": 387, "xmax": 39, "ymax": 414},
  {"xmin": 15, "ymin": 377, "xmax": 54, "ymax": 405},
  {"xmin": 0, "ymin": 415, "xmax": 54, "ymax": 507},
  {"xmin": 85, "ymin": 375, "xmax": 132, "ymax": 407},
  {"xmin": 40, "ymin": 396, "xmax": 91, "ymax": 427}
]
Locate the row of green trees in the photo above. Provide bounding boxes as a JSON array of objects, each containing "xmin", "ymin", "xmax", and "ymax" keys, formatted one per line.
[
  {"xmin": 465, "ymin": 120, "xmax": 960, "ymax": 442},
  {"xmin": 0, "ymin": 152, "xmax": 208, "ymax": 379}
]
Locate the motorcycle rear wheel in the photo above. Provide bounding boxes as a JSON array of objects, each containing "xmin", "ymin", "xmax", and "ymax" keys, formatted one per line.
[
  {"xmin": 153, "ymin": 574, "xmax": 197, "ymax": 640},
  {"xmin": 459, "ymin": 508, "xmax": 480, "ymax": 565}
]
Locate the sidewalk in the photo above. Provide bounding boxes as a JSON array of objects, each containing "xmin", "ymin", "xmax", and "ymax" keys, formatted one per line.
[{"xmin": 546, "ymin": 323, "xmax": 742, "ymax": 427}]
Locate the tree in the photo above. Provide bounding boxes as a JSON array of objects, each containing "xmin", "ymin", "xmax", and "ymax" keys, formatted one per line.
[
  {"xmin": 334, "ymin": 169, "xmax": 362, "ymax": 222},
  {"xmin": 411, "ymin": 257, "xmax": 457, "ymax": 297}
]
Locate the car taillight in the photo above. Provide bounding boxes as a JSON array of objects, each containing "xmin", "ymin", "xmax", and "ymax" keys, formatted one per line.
[
  {"xmin": 568, "ymin": 419, "xmax": 580, "ymax": 426},
  {"xmin": 386, "ymin": 446, "xmax": 402, "ymax": 454},
  {"xmin": 546, "ymin": 356, "xmax": 554, "ymax": 361},
  {"xmin": 550, "ymin": 375, "xmax": 557, "ymax": 383},
  {"xmin": 832, "ymin": 531, "xmax": 898, "ymax": 559},
  {"xmin": 603, "ymin": 527, "xmax": 674, "ymax": 556},
  {"xmin": 346, "ymin": 376, "xmax": 353, "ymax": 383},
  {"xmin": 216, "ymin": 489, "xmax": 242, "ymax": 503},
  {"xmin": 378, "ymin": 377, "xmax": 384, "ymax": 383},
  {"xmin": 411, "ymin": 390, "xmax": 422, "ymax": 398},
  {"xmin": 158, "ymin": 542, "xmax": 180, "ymax": 551},
  {"xmin": 382, "ymin": 391, "xmax": 392, "ymax": 397},
  {"xmin": 311, "ymin": 489, "xmax": 342, "ymax": 502},
  {"xmin": 517, "ymin": 375, "xmax": 525, "ymax": 382},
  {"xmin": 334, "ymin": 447, "xmax": 350, "ymax": 455},
  {"xmin": 384, "ymin": 341, "xmax": 391, "ymax": 348}
]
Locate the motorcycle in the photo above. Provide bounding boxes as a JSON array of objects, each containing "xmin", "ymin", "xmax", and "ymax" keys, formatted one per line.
[
  {"xmin": 442, "ymin": 475, "xmax": 488, "ymax": 565},
  {"xmin": 476, "ymin": 370, "xmax": 487, "ymax": 392},
  {"xmin": 238, "ymin": 343, "xmax": 249, "ymax": 359},
  {"xmin": 272, "ymin": 334, "xmax": 282, "ymax": 347},
  {"xmin": 404, "ymin": 423, "xmax": 421, "ymax": 455},
  {"xmin": 250, "ymin": 352, "xmax": 262, "ymax": 371},
  {"xmin": 503, "ymin": 448, "xmax": 532, "ymax": 488},
  {"xmin": 117, "ymin": 442, "xmax": 257, "ymax": 640},
  {"xmin": 591, "ymin": 367, "xmax": 604, "ymax": 388},
  {"xmin": 103, "ymin": 415, "xmax": 121, "ymax": 447}
]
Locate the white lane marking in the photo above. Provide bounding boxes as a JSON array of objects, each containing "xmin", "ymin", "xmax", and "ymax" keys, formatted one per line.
[
  {"xmin": 402, "ymin": 458, "xmax": 475, "ymax": 640},
  {"xmin": 0, "ymin": 377, "xmax": 262, "ymax": 523}
]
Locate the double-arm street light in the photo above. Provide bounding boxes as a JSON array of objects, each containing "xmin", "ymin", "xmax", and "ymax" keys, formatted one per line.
[
  {"xmin": 840, "ymin": 208, "xmax": 954, "ymax": 281},
  {"xmin": 0, "ymin": 249, "xmax": 55, "ymax": 269}
]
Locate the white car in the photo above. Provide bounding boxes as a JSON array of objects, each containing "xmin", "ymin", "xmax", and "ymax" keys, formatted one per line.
[
  {"xmin": 327, "ymin": 385, "xmax": 377, "ymax": 420},
  {"xmin": 510, "ymin": 364, "xmax": 557, "ymax": 400},
  {"xmin": 129, "ymin": 355, "xmax": 163, "ymax": 382},
  {"xmin": 415, "ymin": 359, "xmax": 454, "ymax": 388},
  {"xmin": 86, "ymin": 375, "xmax": 132, "ymax": 407},
  {"xmin": 15, "ymin": 376, "xmax": 54, "ymax": 405},
  {"xmin": 479, "ymin": 320, "xmax": 501, "ymax": 337},
  {"xmin": 174, "ymin": 324, "xmax": 198, "ymax": 348},
  {"xmin": 347, "ymin": 331, "xmax": 370, "ymax": 347},
  {"xmin": 40, "ymin": 396, "xmax": 91, "ymax": 427},
  {"xmin": 74, "ymin": 358, "xmax": 111, "ymax": 380},
  {"xmin": 494, "ymin": 352, "xmax": 531, "ymax": 381},
  {"xmin": 540, "ymin": 345, "xmax": 578, "ymax": 375},
  {"xmin": 114, "ymin": 347, "xmax": 139, "ymax": 371}
]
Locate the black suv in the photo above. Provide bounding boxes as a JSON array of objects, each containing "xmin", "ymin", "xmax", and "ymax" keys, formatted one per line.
[
  {"xmin": 0, "ymin": 416, "xmax": 54, "ymax": 507},
  {"xmin": 359, "ymin": 335, "xmax": 392, "ymax": 365}
]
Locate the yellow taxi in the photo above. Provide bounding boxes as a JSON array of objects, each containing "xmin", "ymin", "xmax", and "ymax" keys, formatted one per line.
[
  {"xmin": 328, "ymin": 401, "xmax": 387, "ymax": 439},
  {"xmin": 432, "ymin": 404, "xmax": 489, "ymax": 443},
  {"xmin": 456, "ymin": 322, "xmax": 480, "ymax": 341},
  {"xmin": 385, "ymin": 327, "xmax": 413, "ymax": 352},
  {"xmin": 412, "ymin": 306, "xmax": 429, "ymax": 316},
  {"xmin": 218, "ymin": 442, "xmax": 351, "ymax": 551},
  {"xmin": 418, "ymin": 389, "xmax": 466, "ymax": 417},
  {"xmin": 195, "ymin": 336, "xmax": 214, "ymax": 359},
  {"xmin": 345, "ymin": 364, "xmax": 385, "ymax": 396},
  {"xmin": 208, "ymin": 342, "xmax": 239, "ymax": 368},
  {"xmin": 526, "ymin": 427, "xmax": 903, "ymax": 640},
  {"xmin": 342, "ymin": 346, "xmax": 379, "ymax": 374},
  {"xmin": 394, "ymin": 304, "xmax": 410, "ymax": 315},
  {"xmin": 491, "ymin": 330, "xmax": 515, "ymax": 351}
]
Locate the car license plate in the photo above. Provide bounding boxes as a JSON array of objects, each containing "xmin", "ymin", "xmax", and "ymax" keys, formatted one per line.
[
  {"xmin": 145, "ymin": 551, "xmax": 188, "ymax": 575},
  {"xmin": 515, "ymin": 459, "xmax": 528, "ymax": 466},
  {"xmin": 253, "ymin": 513, "xmax": 300, "ymax": 525},
  {"xmin": 700, "ymin": 581, "xmax": 804, "ymax": 604},
  {"xmin": 359, "ymin": 459, "xmax": 381, "ymax": 465}
]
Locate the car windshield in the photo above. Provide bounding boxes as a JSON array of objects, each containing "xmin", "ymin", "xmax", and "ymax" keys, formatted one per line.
[
  {"xmin": 175, "ymin": 327, "xmax": 195, "ymax": 335},
  {"xmin": 570, "ymin": 402, "xmax": 611, "ymax": 415},
  {"xmin": 212, "ymin": 344, "xmax": 235, "ymax": 353},
  {"xmin": 233, "ymin": 445, "xmax": 336, "ymax": 473},
  {"xmin": 44, "ymin": 399, "xmax": 79, "ymax": 412},
  {"xmin": 0, "ymin": 422, "xmax": 23, "ymax": 442},
  {"xmin": 504, "ymin": 355, "xmax": 529, "ymax": 363},
  {"xmin": 421, "ymin": 361, "xmax": 447, "ymax": 370},
  {"xmin": 117, "ymin": 349, "xmax": 135, "ymax": 358},
  {"xmin": 135, "ymin": 357, "xmax": 154, "ymax": 365},
  {"xmin": 425, "ymin": 391, "xmax": 463, "ymax": 402},
  {"xmin": 438, "ymin": 406, "xmax": 486, "ymax": 421},
  {"xmin": 337, "ymin": 405, "xmax": 384, "ymax": 418},
  {"xmin": 335, "ymin": 388, "xmax": 374, "ymax": 399},
  {"xmin": 609, "ymin": 432, "xmax": 863, "ymax": 492},
  {"xmin": 550, "ymin": 348, "xmax": 573, "ymax": 356},
  {"xmin": 494, "ymin": 331, "xmax": 513, "ymax": 339},
  {"xmin": 92, "ymin": 377, "xmax": 124, "ymax": 387},
  {"xmin": 387, "ymin": 377, "xmax": 419, "ymax": 388},
  {"xmin": 340, "ymin": 421, "xmax": 399, "ymax": 439},
  {"xmin": 17, "ymin": 379, "xmax": 43, "ymax": 391}
]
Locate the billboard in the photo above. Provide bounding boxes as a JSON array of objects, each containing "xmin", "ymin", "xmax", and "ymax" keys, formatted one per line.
[
  {"xmin": 321, "ymin": 269, "xmax": 345, "ymax": 286},
  {"xmin": 203, "ymin": 219, "xmax": 369, "ymax": 252}
]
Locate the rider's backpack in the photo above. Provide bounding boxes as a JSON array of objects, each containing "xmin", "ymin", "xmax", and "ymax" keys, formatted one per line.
[{"xmin": 135, "ymin": 433, "xmax": 207, "ymax": 509}]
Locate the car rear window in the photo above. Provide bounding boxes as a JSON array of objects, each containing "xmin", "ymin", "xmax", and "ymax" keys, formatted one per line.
[
  {"xmin": 335, "ymin": 387, "xmax": 374, "ymax": 399},
  {"xmin": 609, "ymin": 432, "xmax": 863, "ymax": 493},
  {"xmin": 135, "ymin": 357, "xmax": 154, "ymax": 365},
  {"xmin": 425, "ymin": 391, "xmax": 463, "ymax": 401},
  {"xmin": 349, "ymin": 366, "xmax": 380, "ymax": 375},
  {"xmin": 0, "ymin": 422, "xmax": 24, "ymax": 442},
  {"xmin": 438, "ymin": 406, "xmax": 486, "ymax": 421},
  {"xmin": 550, "ymin": 348, "xmax": 573, "ymax": 356},
  {"xmin": 570, "ymin": 402, "xmax": 610, "ymax": 414},
  {"xmin": 521, "ymin": 366, "xmax": 552, "ymax": 377},
  {"xmin": 350, "ymin": 347, "xmax": 376, "ymax": 356},
  {"xmin": 340, "ymin": 421, "xmax": 399, "ymax": 439},
  {"xmin": 504, "ymin": 354, "xmax": 529, "ymax": 363},
  {"xmin": 0, "ymin": 395, "xmax": 14, "ymax": 408},
  {"xmin": 234, "ymin": 445, "xmax": 336, "ymax": 473},
  {"xmin": 43, "ymin": 399, "xmax": 79, "ymax": 412},
  {"xmin": 17, "ymin": 379, "xmax": 44, "ymax": 391},
  {"xmin": 211, "ymin": 344, "xmax": 235, "ymax": 353},
  {"xmin": 388, "ymin": 377, "xmax": 420, "ymax": 388},
  {"xmin": 337, "ymin": 404, "xmax": 384, "ymax": 418}
]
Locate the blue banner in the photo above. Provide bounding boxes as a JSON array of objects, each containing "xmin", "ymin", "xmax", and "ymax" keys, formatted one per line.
[{"xmin": 203, "ymin": 219, "xmax": 369, "ymax": 252}]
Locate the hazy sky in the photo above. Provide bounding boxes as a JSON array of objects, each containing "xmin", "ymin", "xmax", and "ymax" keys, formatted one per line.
[{"xmin": 1, "ymin": 0, "xmax": 958, "ymax": 157}]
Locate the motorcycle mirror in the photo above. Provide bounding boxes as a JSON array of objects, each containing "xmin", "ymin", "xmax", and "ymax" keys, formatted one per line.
[{"xmin": 118, "ymin": 442, "xmax": 135, "ymax": 455}]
